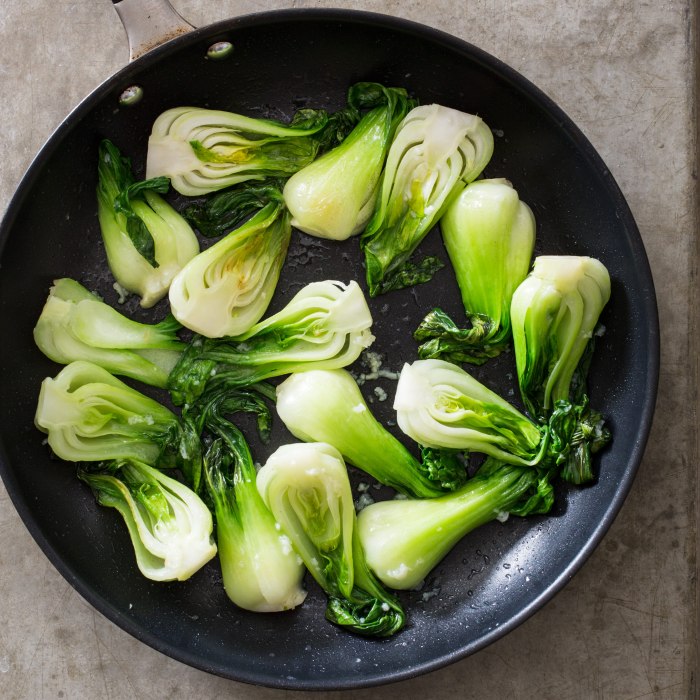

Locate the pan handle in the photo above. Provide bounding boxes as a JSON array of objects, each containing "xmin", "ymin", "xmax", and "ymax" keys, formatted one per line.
[{"xmin": 112, "ymin": 0, "xmax": 195, "ymax": 62}]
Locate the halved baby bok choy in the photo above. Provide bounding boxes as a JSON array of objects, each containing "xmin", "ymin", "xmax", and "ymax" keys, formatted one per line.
[
  {"xmin": 78, "ymin": 459, "xmax": 216, "ymax": 581},
  {"xmin": 35, "ymin": 361, "xmax": 201, "ymax": 487},
  {"xmin": 510, "ymin": 255, "xmax": 612, "ymax": 483},
  {"xmin": 361, "ymin": 104, "xmax": 494, "ymax": 295},
  {"xmin": 357, "ymin": 457, "xmax": 554, "ymax": 590},
  {"xmin": 275, "ymin": 369, "xmax": 465, "ymax": 498},
  {"xmin": 415, "ymin": 179, "xmax": 535, "ymax": 363},
  {"xmin": 168, "ymin": 280, "xmax": 374, "ymax": 406},
  {"xmin": 258, "ymin": 442, "xmax": 405, "ymax": 636},
  {"xmin": 197, "ymin": 393, "xmax": 306, "ymax": 612},
  {"xmin": 146, "ymin": 106, "xmax": 332, "ymax": 196},
  {"xmin": 394, "ymin": 359, "xmax": 547, "ymax": 465},
  {"xmin": 96, "ymin": 140, "xmax": 199, "ymax": 308},
  {"xmin": 34, "ymin": 278, "xmax": 184, "ymax": 388},
  {"xmin": 168, "ymin": 192, "xmax": 291, "ymax": 338},
  {"xmin": 283, "ymin": 83, "xmax": 415, "ymax": 240},
  {"xmin": 511, "ymin": 255, "xmax": 611, "ymax": 417}
]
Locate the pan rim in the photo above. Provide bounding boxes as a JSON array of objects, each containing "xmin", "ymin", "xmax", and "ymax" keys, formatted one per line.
[{"xmin": 0, "ymin": 7, "xmax": 660, "ymax": 691}]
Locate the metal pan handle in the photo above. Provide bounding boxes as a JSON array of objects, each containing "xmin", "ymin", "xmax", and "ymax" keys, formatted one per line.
[{"xmin": 112, "ymin": 0, "xmax": 195, "ymax": 62}]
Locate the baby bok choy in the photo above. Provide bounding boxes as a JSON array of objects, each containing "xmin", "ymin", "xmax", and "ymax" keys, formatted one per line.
[
  {"xmin": 361, "ymin": 104, "xmax": 494, "ymax": 296},
  {"xmin": 35, "ymin": 361, "xmax": 201, "ymax": 488},
  {"xmin": 275, "ymin": 369, "xmax": 465, "ymax": 498},
  {"xmin": 146, "ymin": 106, "xmax": 332, "ymax": 196},
  {"xmin": 196, "ymin": 392, "xmax": 306, "ymax": 612},
  {"xmin": 283, "ymin": 83, "xmax": 415, "ymax": 240},
  {"xmin": 510, "ymin": 255, "xmax": 612, "ymax": 483},
  {"xmin": 357, "ymin": 457, "xmax": 554, "ymax": 590},
  {"xmin": 96, "ymin": 140, "xmax": 200, "ymax": 308},
  {"xmin": 394, "ymin": 359, "xmax": 548, "ymax": 466},
  {"xmin": 257, "ymin": 442, "xmax": 405, "ymax": 636},
  {"xmin": 168, "ymin": 192, "xmax": 291, "ymax": 338},
  {"xmin": 415, "ymin": 179, "xmax": 535, "ymax": 364},
  {"xmin": 78, "ymin": 459, "xmax": 216, "ymax": 581},
  {"xmin": 168, "ymin": 280, "xmax": 374, "ymax": 406},
  {"xmin": 34, "ymin": 278, "xmax": 184, "ymax": 388},
  {"xmin": 511, "ymin": 255, "xmax": 611, "ymax": 416}
]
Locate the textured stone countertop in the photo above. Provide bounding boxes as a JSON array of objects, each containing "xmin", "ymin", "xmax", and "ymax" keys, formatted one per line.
[{"xmin": 0, "ymin": 1, "xmax": 696, "ymax": 698}]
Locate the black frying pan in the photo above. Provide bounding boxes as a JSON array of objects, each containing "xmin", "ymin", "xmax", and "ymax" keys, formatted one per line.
[{"xmin": 0, "ymin": 4, "xmax": 659, "ymax": 691}]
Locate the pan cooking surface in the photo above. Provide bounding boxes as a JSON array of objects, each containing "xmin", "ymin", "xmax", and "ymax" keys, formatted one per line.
[{"xmin": 0, "ymin": 10, "xmax": 657, "ymax": 689}]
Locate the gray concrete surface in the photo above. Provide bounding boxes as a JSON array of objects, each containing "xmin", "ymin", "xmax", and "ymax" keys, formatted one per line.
[{"xmin": 0, "ymin": 1, "xmax": 696, "ymax": 698}]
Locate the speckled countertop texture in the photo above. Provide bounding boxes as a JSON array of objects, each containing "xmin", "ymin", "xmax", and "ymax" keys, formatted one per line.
[{"xmin": 0, "ymin": 1, "xmax": 696, "ymax": 698}]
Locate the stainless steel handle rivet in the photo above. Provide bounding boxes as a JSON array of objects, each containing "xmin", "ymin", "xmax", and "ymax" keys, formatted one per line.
[
  {"xmin": 207, "ymin": 41, "xmax": 234, "ymax": 60},
  {"xmin": 119, "ymin": 85, "xmax": 144, "ymax": 106}
]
